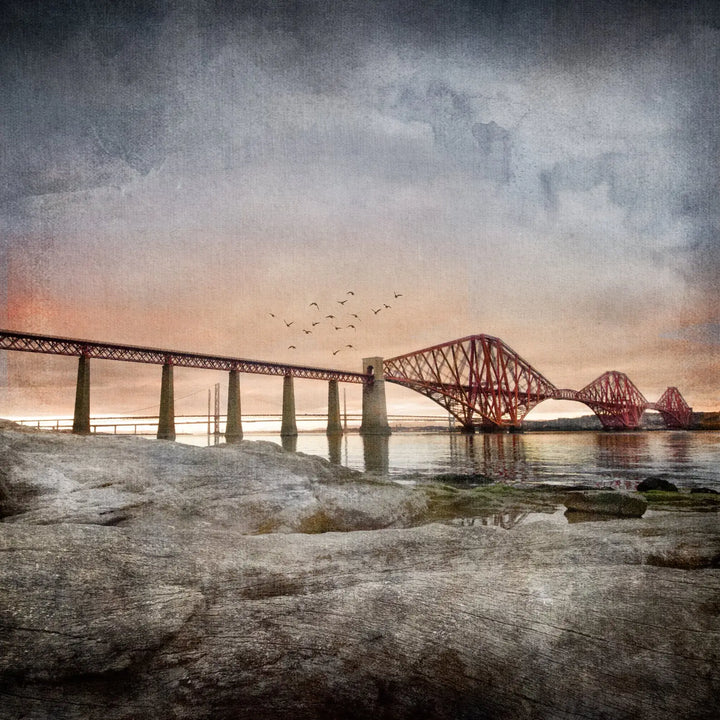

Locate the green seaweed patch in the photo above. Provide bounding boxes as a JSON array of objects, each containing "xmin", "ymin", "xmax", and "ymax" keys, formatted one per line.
[
  {"xmin": 642, "ymin": 490, "xmax": 720, "ymax": 512},
  {"xmin": 426, "ymin": 472, "xmax": 494, "ymax": 486}
]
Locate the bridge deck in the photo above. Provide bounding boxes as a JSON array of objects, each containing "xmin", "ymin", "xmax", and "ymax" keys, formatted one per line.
[{"xmin": 0, "ymin": 330, "xmax": 369, "ymax": 384}]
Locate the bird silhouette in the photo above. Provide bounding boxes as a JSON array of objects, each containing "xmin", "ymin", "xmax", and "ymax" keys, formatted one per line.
[
  {"xmin": 325, "ymin": 314, "xmax": 335, "ymax": 319},
  {"xmin": 384, "ymin": 304, "xmax": 391, "ymax": 309},
  {"xmin": 269, "ymin": 312, "xmax": 276, "ymax": 318},
  {"xmin": 334, "ymin": 325, "xmax": 342, "ymax": 331},
  {"xmin": 346, "ymin": 324, "xmax": 356, "ymax": 329},
  {"xmin": 346, "ymin": 290, "xmax": 354, "ymax": 295},
  {"xmin": 288, "ymin": 345, "xmax": 296, "ymax": 349},
  {"xmin": 311, "ymin": 321, "xmax": 321, "ymax": 327},
  {"xmin": 310, "ymin": 302, "xmax": 319, "ymax": 309},
  {"xmin": 303, "ymin": 329, "xmax": 312, "ymax": 334},
  {"xmin": 345, "ymin": 344, "xmax": 355, "ymax": 349},
  {"xmin": 372, "ymin": 308, "xmax": 381, "ymax": 314},
  {"xmin": 350, "ymin": 313, "xmax": 360, "ymax": 319},
  {"xmin": 394, "ymin": 291, "xmax": 402, "ymax": 298},
  {"xmin": 332, "ymin": 349, "xmax": 342, "ymax": 355},
  {"xmin": 337, "ymin": 299, "xmax": 348, "ymax": 305},
  {"xmin": 284, "ymin": 320, "xmax": 294, "ymax": 327}
]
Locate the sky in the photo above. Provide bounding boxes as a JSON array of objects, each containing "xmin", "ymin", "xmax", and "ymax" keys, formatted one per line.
[{"xmin": 1, "ymin": 0, "xmax": 719, "ymax": 422}]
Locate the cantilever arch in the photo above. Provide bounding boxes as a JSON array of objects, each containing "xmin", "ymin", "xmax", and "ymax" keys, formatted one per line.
[
  {"xmin": 72, "ymin": 354, "xmax": 91, "ymax": 435},
  {"xmin": 326, "ymin": 379, "xmax": 343, "ymax": 436},
  {"xmin": 225, "ymin": 368, "xmax": 243, "ymax": 443},
  {"xmin": 280, "ymin": 375, "xmax": 298, "ymax": 437},
  {"xmin": 359, "ymin": 356, "xmax": 391, "ymax": 436},
  {"xmin": 157, "ymin": 360, "xmax": 176, "ymax": 441}
]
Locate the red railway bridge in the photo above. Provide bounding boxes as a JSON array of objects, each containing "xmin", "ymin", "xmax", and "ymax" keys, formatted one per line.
[
  {"xmin": 383, "ymin": 335, "xmax": 692, "ymax": 432},
  {"xmin": 0, "ymin": 330, "xmax": 692, "ymax": 441}
]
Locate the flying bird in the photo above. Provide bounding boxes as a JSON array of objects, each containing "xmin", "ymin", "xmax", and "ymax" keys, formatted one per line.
[
  {"xmin": 334, "ymin": 325, "xmax": 342, "ymax": 331},
  {"xmin": 325, "ymin": 314, "xmax": 335, "ymax": 319},
  {"xmin": 284, "ymin": 320, "xmax": 294, "ymax": 327},
  {"xmin": 346, "ymin": 290, "xmax": 354, "ymax": 295},
  {"xmin": 303, "ymin": 329, "xmax": 312, "ymax": 334},
  {"xmin": 332, "ymin": 349, "xmax": 342, "ymax": 355},
  {"xmin": 310, "ymin": 302, "xmax": 320, "ymax": 309},
  {"xmin": 394, "ymin": 291, "xmax": 403, "ymax": 298},
  {"xmin": 288, "ymin": 345, "xmax": 296, "ymax": 349},
  {"xmin": 384, "ymin": 304, "xmax": 391, "ymax": 309},
  {"xmin": 269, "ymin": 312, "xmax": 276, "ymax": 318},
  {"xmin": 311, "ymin": 321, "xmax": 321, "ymax": 327},
  {"xmin": 345, "ymin": 344, "xmax": 355, "ymax": 349},
  {"xmin": 350, "ymin": 313, "xmax": 360, "ymax": 319},
  {"xmin": 372, "ymin": 308, "xmax": 381, "ymax": 314},
  {"xmin": 346, "ymin": 324, "xmax": 356, "ymax": 329},
  {"xmin": 337, "ymin": 299, "xmax": 348, "ymax": 305}
]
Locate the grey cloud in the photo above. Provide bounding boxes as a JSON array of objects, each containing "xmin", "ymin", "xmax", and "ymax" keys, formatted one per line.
[
  {"xmin": 378, "ymin": 81, "xmax": 514, "ymax": 184},
  {"xmin": 662, "ymin": 322, "xmax": 720, "ymax": 345}
]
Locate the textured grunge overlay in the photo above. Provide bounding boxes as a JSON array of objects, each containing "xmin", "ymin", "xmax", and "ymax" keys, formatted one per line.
[{"xmin": 1, "ymin": 1, "xmax": 719, "ymax": 417}]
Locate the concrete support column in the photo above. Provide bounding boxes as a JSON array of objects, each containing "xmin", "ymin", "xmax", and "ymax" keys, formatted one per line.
[
  {"xmin": 157, "ymin": 360, "xmax": 176, "ymax": 441},
  {"xmin": 280, "ymin": 375, "xmax": 297, "ymax": 437},
  {"xmin": 326, "ymin": 379, "xmax": 343, "ymax": 436},
  {"xmin": 359, "ymin": 357, "xmax": 391, "ymax": 436},
  {"xmin": 225, "ymin": 368, "xmax": 243, "ymax": 444},
  {"xmin": 72, "ymin": 354, "xmax": 90, "ymax": 435}
]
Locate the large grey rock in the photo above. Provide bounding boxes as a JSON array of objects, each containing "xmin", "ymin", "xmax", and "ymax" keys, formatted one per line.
[
  {"xmin": 1, "ymin": 428, "xmax": 719, "ymax": 719},
  {"xmin": 0, "ymin": 429, "xmax": 424, "ymax": 533}
]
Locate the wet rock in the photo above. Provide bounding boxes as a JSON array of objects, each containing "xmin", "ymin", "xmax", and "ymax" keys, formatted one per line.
[
  {"xmin": 563, "ymin": 490, "xmax": 647, "ymax": 518},
  {"xmin": 637, "ymin": 476, "xmax": 678, "ymax": 492}
]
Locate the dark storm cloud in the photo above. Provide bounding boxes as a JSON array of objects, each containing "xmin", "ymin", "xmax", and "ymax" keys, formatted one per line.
[
  {"xmin": 1, "ymin": 0, "xmax": 181, "ymax": 203},
  {"xmin": 2, "ymin": 3, "xmax": 719, "ymax": 339},
  {"xmin": 673, "ymin": 35, "xmax": 720, "ymax": 301}
]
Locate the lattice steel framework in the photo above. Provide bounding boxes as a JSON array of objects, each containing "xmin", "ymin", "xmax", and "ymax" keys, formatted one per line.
[
  {"xmin": 0, "ymin": 330, "xmax": 369, "ymax": 384},
  {"xmin": 571, "ymin": 371, "xmax": 648, "ymax": 429},
  {"xmin": 383, "ymin": 334, "xmax": 558, "ymax": 429},
  {"xmin": 384, "ymin": 336, "xmax": 693, "ymax": 430},
  {"xmin": 1, "ymin": 329, "xmax": 694, "ymax": 430},
  {"xmin": 651, "ymin": 386, "xmax": 693, "ymax": 429}
]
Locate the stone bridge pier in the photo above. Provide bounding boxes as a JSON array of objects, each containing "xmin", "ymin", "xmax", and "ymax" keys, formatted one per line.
[{"xmin": 360, "ymin": 357, "xmax": 391, "ymax": 436}]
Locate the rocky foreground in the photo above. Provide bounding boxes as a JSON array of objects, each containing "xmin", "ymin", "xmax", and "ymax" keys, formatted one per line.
[{"xmin": 1, "ymin": 425, "xmax": 719, "ymax": 720}]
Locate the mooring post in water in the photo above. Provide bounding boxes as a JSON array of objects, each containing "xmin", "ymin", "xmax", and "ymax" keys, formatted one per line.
[
  {"xmin": 326, "ymin": 379, "xmax": 343, "ymax": 436},
  {"xmin": 280, "ymin": 374, "xmax": 298, "ymax": 437},
  {"xmin": 225, "ymin": 367, "xmax": 243, "ymax": 443},
  {"xmin": 157, "ymin": 358, "xmax": 176, "ymax": 441},
  {"xmin": 72, "ymin": 352, "xmax": 91, "ymax": 435},
  {"xmin": 359, "ymin": 356, "xmax": 391, "ymax": 436}
]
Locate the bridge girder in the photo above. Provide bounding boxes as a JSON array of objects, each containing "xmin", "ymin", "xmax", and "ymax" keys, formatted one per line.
[
  {"xmin": 384, "ymin": 338, "xmax": 693, "ymax": 431},
  {"xmin": 575, "ymin": 371, "xmax": 648, "ymax": 429},
  {"xmin": 383, "ymin": 335, "xmax": 557, "ymax": 430},
  {"xmin": 652, "ymin": 386, "xmax": 693, "ymax": 429}
]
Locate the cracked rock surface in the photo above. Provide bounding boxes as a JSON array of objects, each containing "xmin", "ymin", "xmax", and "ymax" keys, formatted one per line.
[{"xmin": 1, "ymin": 427, "xmax": 719, "ymax": 719}]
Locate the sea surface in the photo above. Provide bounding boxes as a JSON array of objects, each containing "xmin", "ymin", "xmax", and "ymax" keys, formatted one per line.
[{"xmin": 184, "ymin": 430, "xmax": 720, "ymax": 490}]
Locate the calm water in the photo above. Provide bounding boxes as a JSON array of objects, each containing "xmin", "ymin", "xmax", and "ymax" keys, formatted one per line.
[{"xmin": 185, "ymin": 430, "xmax": 720, "ymax": 491}]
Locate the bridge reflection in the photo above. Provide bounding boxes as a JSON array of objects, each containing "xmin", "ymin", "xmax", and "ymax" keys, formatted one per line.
[{"xmin": 448, "ymin": 433, "xmax": 532, "ymax": 483}]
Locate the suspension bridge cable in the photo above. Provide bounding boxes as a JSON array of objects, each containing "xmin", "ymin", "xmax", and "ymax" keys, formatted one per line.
[{"xmin": 123, "ymin": 386, "xmax": 213, "ymax": 415}]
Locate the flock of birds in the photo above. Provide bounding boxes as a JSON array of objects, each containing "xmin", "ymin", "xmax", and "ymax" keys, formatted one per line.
[{"xmin": 269, "ymin": 290, "xmax": 404, "ymax": 357}]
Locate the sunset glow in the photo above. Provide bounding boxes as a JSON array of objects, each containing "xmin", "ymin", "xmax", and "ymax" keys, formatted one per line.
[{"xmin": 2, "ymin": 1, "xmax": 719, "ymax": 421}]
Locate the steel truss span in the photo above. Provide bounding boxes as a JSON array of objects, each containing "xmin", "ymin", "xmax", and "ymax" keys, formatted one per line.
[
  {"xmin": 383, "ymin": 334, "xmax": 692, "ymax": 430},
  {"xmin": 0, "ymin": 330, "xmax": 369, "ymax": 384}
]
